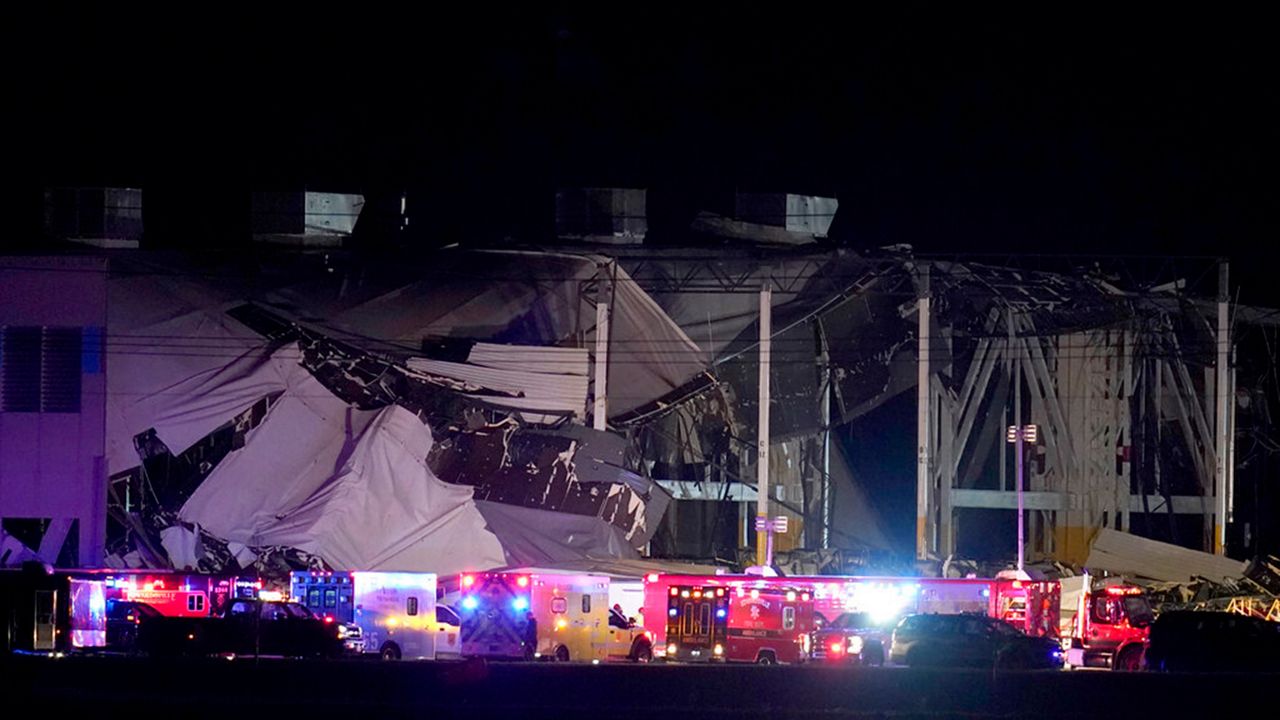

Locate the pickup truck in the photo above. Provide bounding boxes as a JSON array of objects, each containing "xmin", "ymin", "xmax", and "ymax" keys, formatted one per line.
[{"xmin": 137, "ymin": 598, "xmax": 343, "ymax": 658}]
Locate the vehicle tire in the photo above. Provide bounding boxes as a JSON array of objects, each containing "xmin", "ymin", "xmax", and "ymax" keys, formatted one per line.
[
  {"xmin": 380, "ymin": 642, "xmax": 402, "ymax": 661},
  {"xmin": 864, "ymin": 644, "xmax": 885, "ymax": 667},
  {"xmin": 756, "ymin": 651, "xmax": 777, "ymax": 665},
  {"xmin": 554, "ymin": 645, "xmax": 570, "ymax": 662},
  {"xmin": 631, "ymin": 640, "xmax": 653, "ymax": 663},
  {"xmin": 993, "ymin": 646, "xmax": 1022, "ymax": 671},
  {"xmin": 905, "ymin": 647, "xmax": 931, "ymax": 668},
  {"xmin": 1114, "ymin": 645, "xmax": 1144, "ymax": 672}
]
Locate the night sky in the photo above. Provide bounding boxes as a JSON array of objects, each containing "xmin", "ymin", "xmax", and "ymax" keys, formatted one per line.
[
  {"xmin": 9, "ymin": 9, "xmax": 1278, "ymax": 559},
  {"xmin": 13, "ymin": 10, "xmax": 1276, "ymax": 294}
]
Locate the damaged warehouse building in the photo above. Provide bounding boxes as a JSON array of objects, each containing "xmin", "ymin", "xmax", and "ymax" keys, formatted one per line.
[{"xmin": 1, "ymin": 187, "xmax": 1278, "ymax": 591}]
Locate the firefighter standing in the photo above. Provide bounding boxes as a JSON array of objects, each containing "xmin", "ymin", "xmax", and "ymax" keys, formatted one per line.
[{"xmin": 522, "ymin": 611, "xmax": 537, "ymax": 660}]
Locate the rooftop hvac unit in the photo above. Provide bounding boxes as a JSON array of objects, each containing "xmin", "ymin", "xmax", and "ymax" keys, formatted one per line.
[
  {"xmin": 44, "ymin": 187, "xmax": 143, "ymax": 248},
  {"xmin": 556, "ymin": 188, "xmax": 647, "ymax": 244},
  {"xmin": 251, "ymin": 191, "xmax": 364, "ymax": 247}
]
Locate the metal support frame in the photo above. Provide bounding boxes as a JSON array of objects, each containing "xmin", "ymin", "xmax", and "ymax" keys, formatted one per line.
[
  {"xmin": 925, "ymin": 295, "xmax": 1224, "ymax": 565},
  {"xmin": 817, "ymin": 319, "xmax": 832, "ymax": 550},
  {"xmin": 592, "ymin": 268, "xmax": 612, "ymax": 431}
]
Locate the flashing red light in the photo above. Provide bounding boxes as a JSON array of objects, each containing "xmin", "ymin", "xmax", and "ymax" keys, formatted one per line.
[
  {"xmin": 1105, "ymin": 586, "xmax": 1143, "ymax": 596},
  {"xmin": 670, "ymin": 588, "xmax": 679, "ymax": 596},
  {"xmin": 829, "ymin": 642, "xmax": 844, "ymax": 654},
  {"xmin": 716, "ymin": 589, "xmax": 724, "ymax": 597},
  {"xmin": 462, "ymin": 575, "xmax": 475, "ymax": 588},
  {"xmin": 517, "ymin": 576, "xmax": 529, "ymax": 588},
  {"xmin": 646, "ymin": 573, "xmax": 659, "ymax": 583},
  {"xmin": 324, "ymin": 616, "xmax": 335, "ymax": 624},
  {"xmin": 1012, "ymin": 580, "xmax": 1023, "ymax": 589}
]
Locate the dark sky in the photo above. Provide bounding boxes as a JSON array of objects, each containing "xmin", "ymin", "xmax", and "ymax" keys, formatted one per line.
[{"xmin": 12, "ymin": 9, "xmax": 1277, "ymax": 299}]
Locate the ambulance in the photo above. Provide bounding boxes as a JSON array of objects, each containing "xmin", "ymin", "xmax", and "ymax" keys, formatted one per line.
[{"xmin": 459, "ymin": 571, "xmax": 653, "ymax": 662}]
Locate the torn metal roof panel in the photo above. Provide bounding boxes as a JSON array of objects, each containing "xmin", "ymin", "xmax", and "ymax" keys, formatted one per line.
[
  {"xmin": 406, "ymin": 355, "xmax": 589, "ymax": 422},
  {"xmin": 1085, "ymin": 528, "xmax": 1247, "ymax": 583}
]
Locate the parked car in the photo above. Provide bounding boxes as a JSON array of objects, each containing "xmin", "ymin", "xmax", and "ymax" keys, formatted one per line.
[
  {"xmin": 1145, "ymin": 610, "xmax": 1280, "ymax": 672},
  {"xmin": 106, "ymin": 599, "xmax": 161, "ymax": 652},
  {"xmin": 811, "ymin": 612, "xmax": 889, "ymax": 665},
  {"xmin": 889, "ymin": 613, "xmax": 1063, "ymax": 670}
]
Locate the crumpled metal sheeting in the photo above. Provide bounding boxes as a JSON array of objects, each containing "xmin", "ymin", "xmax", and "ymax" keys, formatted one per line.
[{"xmin": 1139, "ymin": 555, "xmax": 1280, "ymax": 611}]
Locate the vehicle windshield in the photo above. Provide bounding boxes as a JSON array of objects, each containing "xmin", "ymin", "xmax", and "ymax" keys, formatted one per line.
[
  {"xmin": 989, "ymin": 619, "xmax": 1021, "ymax": 637},
  {"xmin": 831, "ymin": 612, "xmax": 875, "ymax": 630},
  {"xmin": 285, "ymin": 603, "xmax": 315, "ymax": 619},
  {"xmin": 436, "ymin": 605, "xmax": 460, "ymax": 626},
  {"xmin": 1123, "ymin": 597, "xmax": 1155, "ymax": 627}
]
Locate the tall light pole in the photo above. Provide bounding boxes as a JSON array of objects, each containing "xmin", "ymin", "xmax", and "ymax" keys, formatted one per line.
[{"xmin": 1006, "ymin": 424, "xmax": 1037, "ymax": 573}]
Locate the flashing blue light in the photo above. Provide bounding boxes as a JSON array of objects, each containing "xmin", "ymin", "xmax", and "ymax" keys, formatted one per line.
[
  {"xmin": 716, "ymin": 609, "xmax": 727, "ymax": 619},
  {"xmin": 462, "ymin": 595, "xmax": 479, "ymax": 611},
  {"xmin": 981, "ymin": 588, "xmax": 991, "ymax": 598},
  {"xmin": 669, "ymin": 608, "xmax": 678, "ymax": 617},
  {"xmin": 512, "ymin": 596, "xmax": 529, "ymax": 611}
]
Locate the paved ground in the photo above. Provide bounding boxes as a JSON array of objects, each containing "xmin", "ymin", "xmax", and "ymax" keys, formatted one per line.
[{"xmin": 6, "ymin": 655, "xmax": 1272, "ymax": 719}]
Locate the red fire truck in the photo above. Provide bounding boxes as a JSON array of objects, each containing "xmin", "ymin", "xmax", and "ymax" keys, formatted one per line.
[
  {"xmin": 74, "ymin": 569, "xmax": 262, "ymax": 618},
  {"xmin": 657, "ymin": 578, "xmax": 814, "ymax": 664},
  {"xmin": 644, "ymin": 573, "xmax": 1059, "ymax": 665},
  {"xmin": 1061, "ymin": 573, "xmax": 1152, "ymax": 670}
]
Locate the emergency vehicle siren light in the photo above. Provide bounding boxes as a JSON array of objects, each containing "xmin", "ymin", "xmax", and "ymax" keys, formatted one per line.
[
  {"xmin": 517, "ymin": 576, "xmax": 529, "ymax": 588},
  {"xmin": 647, "ymin": 573, "xmax": 659, "ymax": 583},
  {"xmin": 716, "ymin": 608, "xmax": 726, "ymax": 619},
  {"xmin": 462, "ymin": 595, "xmax": 479, "ymax": 611},
  {"xmin": 462, "ymin": 575, "xmax": 475, "ymax": 588},
  {"xmin": 1105, "ymin": 586, "xmax": 1142, "ymax": 596},
  {"xmin": 670, "ymin": 588, "xmax": 679, "ymax": 596},
  {"xmin": 512, "ymin": 596, "xmax": 529, "ymax": 611},
  {"xmin": 669, "ymin": 608, "xmax": 678, "ymax": 617}
]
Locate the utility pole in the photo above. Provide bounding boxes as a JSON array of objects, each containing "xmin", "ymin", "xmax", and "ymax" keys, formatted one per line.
[
  {"xmin": 756, "ymin": 284, "xmax": 772, "ymax": 567},
  {"xmin": 916, "ymin": 265, "xmax": 931, "ymax": 560},
  {"xmin": 1214, "ymin": 261, "xmax": 1230, "ymax": 555}
]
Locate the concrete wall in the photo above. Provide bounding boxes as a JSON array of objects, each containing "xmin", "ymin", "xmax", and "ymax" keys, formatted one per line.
[{"xmin": 0, "ymin": 256, "xmax": 108, "ymax": 567}]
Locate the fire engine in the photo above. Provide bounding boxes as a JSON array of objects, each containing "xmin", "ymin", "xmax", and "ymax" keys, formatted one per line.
[
  {"xmin": 647, "ymin": 576, "xmax": 815, "ymax": 664},
  {"xmin": 1060, "ymin": 573, "xmax": 1152, "ymax": 670},
  {"xmin": 74, "ymin": 569, "xmax": 263, "ymax": 618},
  {"xmin": 644, "ymin": 573, "xmax": 1060, "ymax": 665}
]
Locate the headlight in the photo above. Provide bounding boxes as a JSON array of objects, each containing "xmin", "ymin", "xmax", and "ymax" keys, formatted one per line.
[
  {"xmin": 337, "ymin": 625, "xmax": 348, "ymax": 638},
  {"xmin": 847, "ymin": 636, "xmax": 864, "ymax": 654}
]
